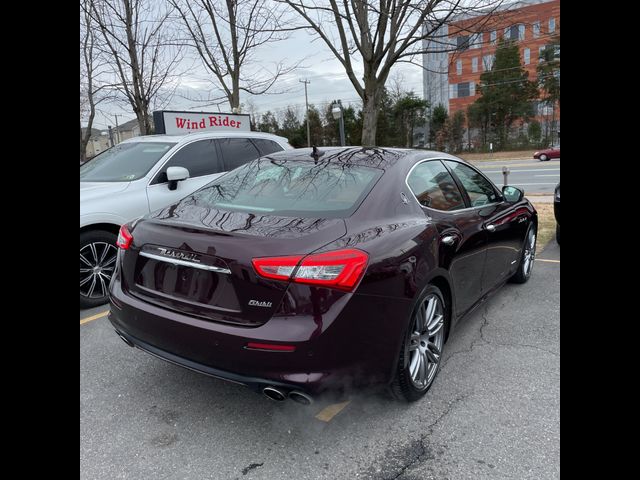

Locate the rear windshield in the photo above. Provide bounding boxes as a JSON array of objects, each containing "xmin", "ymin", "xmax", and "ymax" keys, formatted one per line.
[
  {"xmin": 80, "ymin": 141, "xmax": 176, "ymax": 182},
  {"xmin": 191, "ymin": 158, "xmax": 383, "ymax": 218}
]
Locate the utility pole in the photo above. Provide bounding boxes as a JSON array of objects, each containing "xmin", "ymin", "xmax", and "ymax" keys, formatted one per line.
[
  {"xmin": 114, "ymin": 114, "xmax": 121, "ymax": 144},
  {"xmin": 299, "ymin": 79, "xmax": 311, "ymax": 147}
]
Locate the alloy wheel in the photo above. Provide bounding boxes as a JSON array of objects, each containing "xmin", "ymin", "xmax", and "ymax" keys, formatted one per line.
[
  {"xmin": 408, "ymin": 294, "xmax": 445, "ymax": 389},
  {"xmin": 80, "ymin": 242, "xmax": 117, "ymax": 300},
  {"xmin": 522, "ymin": 228, "xmax": 536, "ymax": 276}
]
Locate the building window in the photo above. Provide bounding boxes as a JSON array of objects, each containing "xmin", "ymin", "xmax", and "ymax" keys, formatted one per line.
[
  {"xmin": 482, "ymin": 54, "xmax": 494, "ymax": 71},
  {"xmin": 472, "ymin": 57, "xmax": 478, "ymax": 73},
  {"xmin": 449, "ymin": 84, "xmax": 458, "ymax": 99},
  {"xmin": 533, "ymin": 21, "xmax": 540, "ymax": 38},
  {"xmin": 504, "ymin": 24, "xmax": 524, "ymax": 41},
  {"xmin": 457, "ymin": 82, "xmax": 471, "ymax": 98},
  {"xmin": 470, "ymin": 82, "xmax": 476, "ymax": 96},
  {"xmin": 524, "ymin": 48, "xmax": 530, "ymax": 65},
  {"xmin": 470, "ymin": 33, "xmax": 482, "ymax": 49},
  {"xmin": 490, "ymin": 30, "xmax": 497, "ymax": 44},
  {"xmin": 456, "ymin": 59, "xmax": 462, "ymax": 75},
  {"xmin": 549, "ymin": 18, "xmax": 556, "ymax": 33},
  {"xmin": 539, "ymin": 45, "xmax": 545, "ymax": 60},
  {"xmin": 456, "ymin": 35, "xmax": 470, "ymax": 50}
]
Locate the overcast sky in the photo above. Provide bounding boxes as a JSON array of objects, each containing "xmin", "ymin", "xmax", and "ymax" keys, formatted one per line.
[{"xmin": 90, "ymin": 26, "xmax": 425, "ymax": 131}]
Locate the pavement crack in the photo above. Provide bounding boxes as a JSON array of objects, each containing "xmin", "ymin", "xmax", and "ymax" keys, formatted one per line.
[
  {"xmin": 441, "ymin": 304, "xmax": 490, "ymax": 370},
  {"xmin": 241, "ymin": 462, "xmax": 264, "ymax": 476},
  {"xmin": 385, "ymin": 393, "xmax": 469, "ymax": 480},
  {"xmin": 490, "ymin": 341, "xmax": 559, "ymax": 357}
]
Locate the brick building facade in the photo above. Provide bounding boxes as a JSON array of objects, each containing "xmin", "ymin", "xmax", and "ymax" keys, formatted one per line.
[{"xmin": 421, "ymin": 0, "xmax": 560, "ymax": 147}]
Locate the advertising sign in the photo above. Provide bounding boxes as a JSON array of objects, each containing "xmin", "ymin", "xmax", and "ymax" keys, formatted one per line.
[{"xmin": 153, "ymin": 110, "xmax": 251, "ymax": 135}]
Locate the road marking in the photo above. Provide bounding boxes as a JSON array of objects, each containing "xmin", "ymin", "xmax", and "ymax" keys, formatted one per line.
[
  {"xmin": 534, "ymin": 174, "xmax": 561, "ymax": 177},
  {"xmin": 315, "ymin": 400, "xmax": 351, "ymax": 422},
  {"xmin": 80, "ymin": 310, "xmax": 109, "ymax": 325},
  {"xmin": 496, "ymin": 182, "xmax": 557, "ymax": 186},
  {"xmin": 482, "ymin": 168, "xmax": 560, "ymax": 173},
  {"xmin": 537, "ymin": 258, "xmax": 560, "ymax": 263}
]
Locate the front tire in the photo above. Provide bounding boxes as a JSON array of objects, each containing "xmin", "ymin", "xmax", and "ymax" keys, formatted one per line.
[
  {"xmin": 539, "ymin": 154, "xmax": 548, "ymax": 161},
  {"xmin": 510, "ymin": 223, "xmax": 537, "ymax": 284},
  {"xmin": 390, "ymin": 285, "xmax": 448, "ymax": 402},
  {"xmin": 80, "ymin": 230, "xmax": 118, "ymax": 309}
]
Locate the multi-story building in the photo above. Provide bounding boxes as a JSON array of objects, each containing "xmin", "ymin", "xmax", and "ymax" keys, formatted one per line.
[{"xmin": 421, "ymin": 0, "xmax": 560, "ymax": 147}]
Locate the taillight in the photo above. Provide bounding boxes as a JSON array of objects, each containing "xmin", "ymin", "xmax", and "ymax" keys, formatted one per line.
[
  {"xmin": 116, "ymin": 224, "xmax": 133, "ymax": 250},
  {"xmin": 252, "ymin": 249, "xmax": 369, "ymax": 292}
]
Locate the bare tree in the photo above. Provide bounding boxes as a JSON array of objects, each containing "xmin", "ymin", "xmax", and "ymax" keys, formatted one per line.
[
  {"xmin": 170, "ymin": 0, "xmax": 299, "ymax": 112},
  {"xmin": 81, "ymin": 0, "xmax": 113, "ymax": 162},
  {"xmin": 86, "ymin": 0, "xmax": 183, "ymax": 134},
  {"xmin": 281, "ymin": 0, "xmax": 504, "ymax": 145}
]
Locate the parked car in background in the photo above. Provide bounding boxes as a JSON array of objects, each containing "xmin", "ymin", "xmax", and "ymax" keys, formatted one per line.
[
  {"xmin": 554, "ymin": 183, "xmax": 560, "ymax": 244},
  {"xmin": 80, "ymin": 131, "xmax": 292, "ymax": 308},
  {"xmin": 108, "ymin": 147, "xmax": 538, "ymax": 404},
  {"xmin": 533, "ymin": 146, "xmax": 560, "ymax": 161}
]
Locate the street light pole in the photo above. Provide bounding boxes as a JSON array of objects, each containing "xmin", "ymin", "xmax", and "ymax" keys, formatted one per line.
[
  {"xmin": 299, "ymin": 79, "xmax": 311, "ymax": 147},
  {"xmin": 331, "ymin": 100, "xmax": 346, "ymax": 146}
]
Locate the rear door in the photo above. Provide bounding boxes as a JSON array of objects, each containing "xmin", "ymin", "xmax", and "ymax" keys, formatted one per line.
[
  {"xmin": 146, "ymin": 139, "xmax": 226, "ymax": 212},
  {"xmin": 443, "ymin": 160, "xmax": 524, "ymax": 292},
  {"xmin": 217, "ymin": 138, "xmax": 262, "ymax": 171},
  {"xmin": 407, "ymin": 160, "xmax": 488, "ymax": 316}
]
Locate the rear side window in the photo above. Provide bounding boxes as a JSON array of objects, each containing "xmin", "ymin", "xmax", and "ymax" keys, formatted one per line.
[
  {"xmin": 407, "ymin": 161, "xmax": 466, "ymax": 211},
  {"xmin": 444, "ymin": 160, "xmax": 499, "ymax": 207},
  {"xmin": 153, "ymin": 139, "xmax": 222, "ymax": 184},
  {"xmin": 191, "ymin": 159, "xmax": 383, "ymax": 218},
  {"xmin": 218, "ymin": 138, "xmax": 261, "ymax": 170},
  {"xmin": 251, "ymin": 138, "xmax": 285, "ymax": 156}
]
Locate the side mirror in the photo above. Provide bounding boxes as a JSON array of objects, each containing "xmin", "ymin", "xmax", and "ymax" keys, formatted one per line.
[
  {"xmin": 502, "ymin": 185, "xmax": 524, "ymax": 203},
  {"xmin": 166, "ymin": 166, "xmax": 190, "ymax": 191}
]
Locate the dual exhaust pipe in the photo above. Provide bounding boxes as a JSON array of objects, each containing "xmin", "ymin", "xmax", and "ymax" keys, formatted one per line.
[
  {"xmin": 116, "ymin": 332, "xmax": 312, "ymax": 405},
  {"xmin": 263, "ymin": 386, "xmax": 313, "ymax": 405}
]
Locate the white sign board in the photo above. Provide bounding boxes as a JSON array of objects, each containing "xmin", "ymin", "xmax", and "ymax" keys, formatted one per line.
[{"xmin": 153, "ymin": 110, "xmax": 251, "ymax": 135}]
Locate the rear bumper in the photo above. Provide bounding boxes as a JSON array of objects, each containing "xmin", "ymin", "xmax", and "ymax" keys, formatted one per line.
[
  {"xmin": 111, "ymin": 326, "xmax": 305, "ymax": 393},
  {"xmin": 109, "ymin": 277, "xmax": 412, "ymax": 395}
]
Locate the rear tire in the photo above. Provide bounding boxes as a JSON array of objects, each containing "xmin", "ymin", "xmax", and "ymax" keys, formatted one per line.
[
  {"xmin": 80, "ymin": 230, "xmax": 118, "ymax": 309},
  {"xmin": 556, "ymin": 224, "xmax": 560, "ymax": 245},
  {"xmin": 510, "ymin": 223, "xmax": 537, "ymax": 284},
  {"xmin": 390, "ymin": 285, "xmax": 448, "ymax": 402}
]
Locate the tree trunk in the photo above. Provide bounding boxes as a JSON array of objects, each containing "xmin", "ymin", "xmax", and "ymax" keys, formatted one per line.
[
  {"xmin": 230, "ymin": 71, "xmax": 240, "ymax": 111},
  {"xmin": 361, "ymin": 88, "xmax": 377, "ymax": 146},
  {"xmin": 80, "ymin": 120, "xmax": 86, "ymax": 163}
]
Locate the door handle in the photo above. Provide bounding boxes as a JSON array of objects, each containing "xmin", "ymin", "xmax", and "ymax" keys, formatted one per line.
[
  {"xmin": 441, "ymin": 235, "xmax": 456, "ymax": 245},
  {"xmin": 486, "ymin": 224, "xmax": 496, "ymax": 232}
]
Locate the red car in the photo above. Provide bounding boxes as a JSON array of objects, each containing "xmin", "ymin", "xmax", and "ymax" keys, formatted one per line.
[{"xmin": 533, "ymin": 146, "xmax": 560, "ymax": 161}]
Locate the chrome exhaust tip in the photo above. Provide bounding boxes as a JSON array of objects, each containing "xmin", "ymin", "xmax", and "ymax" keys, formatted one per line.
[
  {"xmin": 288, "ymin": 390, "xmax": 313, "ymax": 405},
  {"xmin": 262, "ymin": 386, "xmax": 287, "ymax": 402}
]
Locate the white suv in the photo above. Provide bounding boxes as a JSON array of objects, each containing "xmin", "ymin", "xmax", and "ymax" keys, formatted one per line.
[{"xmin": 80, "ymin": 131, "xmax": 292, "ymax": 308}]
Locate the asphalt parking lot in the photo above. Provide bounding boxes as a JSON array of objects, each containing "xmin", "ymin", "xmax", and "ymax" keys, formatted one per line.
[{"xmin": 80, "ymin": 241, "xmax": 559, "ymax": 480}]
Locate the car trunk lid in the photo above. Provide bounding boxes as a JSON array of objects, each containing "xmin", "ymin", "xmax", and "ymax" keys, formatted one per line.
[{"xmin": 122, "ymin": 205, "xmax": 346, "ymax": 326}]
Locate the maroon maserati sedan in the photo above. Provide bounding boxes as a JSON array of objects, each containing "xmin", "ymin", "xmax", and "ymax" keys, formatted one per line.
[{"xmin": 109, "ymin": 147, "xmax": 537, "ymax": 404}]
